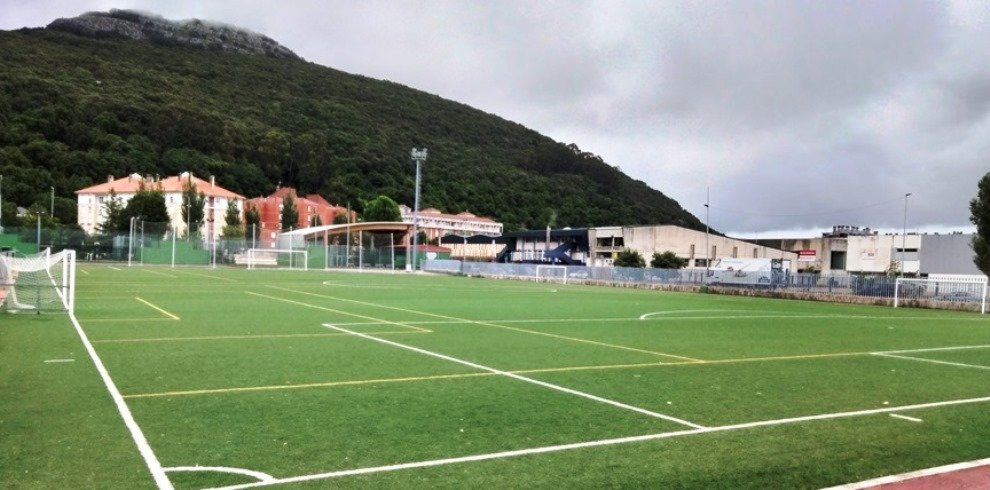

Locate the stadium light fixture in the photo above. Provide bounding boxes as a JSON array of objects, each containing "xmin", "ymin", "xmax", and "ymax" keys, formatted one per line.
[{"xmin": 410, "ymin": 148, "xmax": 428, "ymax": 271}]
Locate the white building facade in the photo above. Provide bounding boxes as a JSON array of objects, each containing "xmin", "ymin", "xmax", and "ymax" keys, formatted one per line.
[{"xmin": 75, "ymin": 172, "xmax": 245, "ymax": 241}]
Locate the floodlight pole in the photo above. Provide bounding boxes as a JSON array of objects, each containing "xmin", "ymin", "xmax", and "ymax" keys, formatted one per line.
[
  {"xmin": 901, "ymin": 192, "xmax": 911, "ymax": 277},
  {"xmin": 50, "ymin": 186, "xmax": 54, "ymax": 217},
  {"xmin": 0, "ymin": 174, "xmax": 4, "ymax": 233},
  {"xmin": 410, "ymin": 148, "xmax": 428, "ymax": 271}
]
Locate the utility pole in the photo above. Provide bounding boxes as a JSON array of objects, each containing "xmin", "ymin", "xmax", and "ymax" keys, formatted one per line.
[
  {"xmin": 901, "ymin": 192, "xmax": 911, "ymax": 277},
  {"xmin": 704, "ymin": 187, "xmax": 710, "ymax": 282}
]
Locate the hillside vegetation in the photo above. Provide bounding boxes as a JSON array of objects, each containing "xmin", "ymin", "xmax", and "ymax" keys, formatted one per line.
[{"xmin": 0, "ymin": 24, "xmax": 702, "ymax": 231}]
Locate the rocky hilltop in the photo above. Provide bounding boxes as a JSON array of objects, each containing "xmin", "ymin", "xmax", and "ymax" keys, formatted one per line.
[{"xmin": 47, "ymin": 9, "xmax": 299, "ymax": 59}]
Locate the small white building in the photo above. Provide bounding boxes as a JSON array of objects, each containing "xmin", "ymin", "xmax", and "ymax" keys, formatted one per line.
[{"xmin": 75, "ymin": 172, "xmax": 245, "ymax": 240}]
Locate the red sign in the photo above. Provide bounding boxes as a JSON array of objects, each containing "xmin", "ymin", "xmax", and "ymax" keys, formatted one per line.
[{"xmin": 797, "ymin": 249, "xmax": 816, "ymax": 262}]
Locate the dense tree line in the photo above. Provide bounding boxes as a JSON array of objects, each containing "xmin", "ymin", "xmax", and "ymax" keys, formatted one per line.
[{"xmin": 0, "ymin": 28, "xmax": 703, "ymax": 232}]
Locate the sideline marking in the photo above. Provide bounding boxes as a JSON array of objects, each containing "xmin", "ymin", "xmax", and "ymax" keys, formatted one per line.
[
  {"xmin": 213, "ymin": 395, "xmax": 990, "ymax": 489},
  {"xmin": 44, "ymin": 358, "xmax": 75, "ymax": 363},
  {"xmin": 66, "ymin": 313, "xmax": 172, "ymax": 488},
  {"xmin": 125, "ymin": 372, "xmax": 490, "ymax": 399},
  {"xmin": 879, "ymin": 344, "xmax": 990, "ymax": 355},
  {"xmin": 165, "ymin": 466, "xmax": 274, "ymax": 483},
  {"xmin": 109, "ymin": 266, "xmax": 122, "ymax": 271},
  {"xmin": 271, "ymin": 286, "xmax": 702, "ymax": 362},
  {"xmin": 822, "ymin": 457, "xmax": 990, "ymax": 489},
  {"xmin": 872, "ymin": 352, "xmax": 990, "ymax": 371},
  {"xmin": 246, "ymin": 291, "xmax": 431, "ymax": 333},
  {"xmin": 889, "ymin": 413, "xmax": 923, "ymax": 423},
  {"xmin": 135, "ymin": 297, "xmax": 180, "ymax": 321},
  {"xmin": 95, "ymin": 330, "xmax": 427, "ymax": 344},
  {"xmin": 323, "ymin": 322, "xmax": 707, "ymax": 429}
]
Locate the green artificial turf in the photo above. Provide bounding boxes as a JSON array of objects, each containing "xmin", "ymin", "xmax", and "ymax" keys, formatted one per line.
[{"xmin": 2, "ymin": 264, "xmax": 988, "ymax": 488}]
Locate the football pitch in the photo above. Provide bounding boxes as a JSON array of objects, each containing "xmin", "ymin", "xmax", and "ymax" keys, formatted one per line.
[{"xmin": 3, "ymin": 265, "xmax": 989, "ymax": 488}]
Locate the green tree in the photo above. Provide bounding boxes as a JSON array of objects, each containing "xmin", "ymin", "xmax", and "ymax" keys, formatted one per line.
[
  {"xmin": 180, "ymin": 181, "xmax": 206, "ymax": 237},
  {"xmin": 123, "ymin": 183, "xmax": 170, "ymax": 234},
  {"xmin": 333, "ymin": 212, "xmax": 350, "ymax": 225},
  {"xmin": 221, "ymin": 200, "xmax": 243, "ymax": 238},
  {"xmin": 361, "ymin": 195, "xmax": 401, "ymax": 222},
  {"xmin": 280, "ymin": 194, "xmax": 298, "ymax": 231},
  {"xmin": 243, "ymin": 203, "xmax": 261, "ymax": 240},
  {"xmin": 971, "ymin": 172, "xmax": 990, "ymax": 275},
  {"xmin": 650, "ymin": 251, "xmax": 688, "ymax": 269},
  {"xmin": 613, "ymin": 249, "xmax": 645, "ymax": 268},
  {"xmin": 97, "ymin": 189, "xmax": 127, "ymax": 233}
]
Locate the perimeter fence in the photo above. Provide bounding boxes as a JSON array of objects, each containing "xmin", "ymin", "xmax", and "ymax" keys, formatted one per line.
[{"xmin": 422, "ymin": 259, "xmax": 987, "ymax": 312}]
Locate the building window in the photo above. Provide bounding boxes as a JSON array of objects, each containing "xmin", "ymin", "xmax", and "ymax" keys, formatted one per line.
[
  {"xmin": 753, "ymin": 248, "xmax": 759, "ymax": 258},
  {"xmin": 732, "ymin": 246, "xmax": 738, "ymax": 258},
  {"xmin": 689, "ymin": 244, "xmax": 695, "ymax": 258}
]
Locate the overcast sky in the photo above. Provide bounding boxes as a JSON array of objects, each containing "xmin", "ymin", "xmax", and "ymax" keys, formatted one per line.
[{"xmin": 3, "ymin": 1, "xmax": 987, "ymax": 236}]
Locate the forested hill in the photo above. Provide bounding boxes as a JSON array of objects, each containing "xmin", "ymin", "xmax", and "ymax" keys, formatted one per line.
[{"xmin": 0, "ymin": 19, "xmax": 703, "ymax": 232}]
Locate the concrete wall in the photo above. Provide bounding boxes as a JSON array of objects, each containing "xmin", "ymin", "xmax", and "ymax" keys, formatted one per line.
[
  {"xmin": 920, "ymin": 234, "xmax": 981, "ymax": 275},
  {"xmin": 616, "ymin": 225, "xmax": 797, "ymax": 270}
]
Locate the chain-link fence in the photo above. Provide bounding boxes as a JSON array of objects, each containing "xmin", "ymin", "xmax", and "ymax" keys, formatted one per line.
[
  {"xmin": 0, "ymin": 224, "xmax": 405, "ymax": 270},
  {"xmin": 422, "ymin": 259, "xmax": 987, "ymax": 311}
]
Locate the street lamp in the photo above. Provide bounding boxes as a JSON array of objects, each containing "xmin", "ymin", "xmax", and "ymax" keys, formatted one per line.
[
  {"xmin": 409, "ymin": 148, "xmax": 428, "ymax": 271},
  {"xmin": 50, "ymin": 186, "xmax": 54, "ymax": 218},
  {"xmin": 0, "ymin": 174, "xmax": 4, "ymax": 233},
  {"xmin": 901, "ymin": 192, "xmax": 911, "ymax": 277}
]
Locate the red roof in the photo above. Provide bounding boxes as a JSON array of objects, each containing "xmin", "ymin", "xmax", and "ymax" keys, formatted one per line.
[{"xmin": 75, "ymin": 173, "xmax": 244, "ymax": 199}]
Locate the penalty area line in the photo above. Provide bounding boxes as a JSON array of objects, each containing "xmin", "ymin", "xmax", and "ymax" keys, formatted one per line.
[
  {"xmin": 212, "ymin": 395, "xmax": 990, "ymax": 489},
  {"xmin": 322, "ymin": 323, "xmax": 706, "ymax": 429}
]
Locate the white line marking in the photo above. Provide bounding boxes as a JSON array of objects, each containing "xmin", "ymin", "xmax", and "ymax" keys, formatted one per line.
[
  {"xmin": 822, "ymin": 456, "xmax": 990, "ymax": 489},
  {"xmin": 638, "ymin": 310, "xmax": 784, "ymax": 320},
  {"xmin": 212, "ymin": 395, "xmax": 990, "ymax": 489},
  {"xmin": 165, "ymin": 466, "xmax": 275, "ymax": 482},
  {"xmin": 44, "ymin": 358, "xmax": 75, "ymax": 363},
  {"xmin": 877, "ymin": 344, "xmax": 990, "ymax": 355},
  {"xmin": 135, "ymin": 297, "xmax": 181, "ymax": 320},
  {"xmin": 872, "ymin": 352, "xmax": 990, "ymax": 371},
  {"xmin": 67, "ymin": 312, "xmax": 173, "ymax": 489},
  {"xmin": 109, "ymin": 266, "xmax": 122, "ymax": 271},
  {"xmin": 888, "ymin": 413, "xmax": 923, "ymax": 423},
  {"xmin": 322, "ymin": 323, "xmax": 706, "ymax": 429}
]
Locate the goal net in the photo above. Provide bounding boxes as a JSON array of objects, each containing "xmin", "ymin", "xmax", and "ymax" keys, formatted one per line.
[
  {"xmin": 536, "ymin": 265, "xmax": 568, "ymax": 284},
  {"xmin": 895, "ymin": 275, "xmax": 988, "ymax": 314},
  {"xmin": 244, "ymin": 248, "xmax": 308, "ymax": 270},
  {"xmin": 0, "ymin": 249, "xmax": 76, "ymax": 314}
]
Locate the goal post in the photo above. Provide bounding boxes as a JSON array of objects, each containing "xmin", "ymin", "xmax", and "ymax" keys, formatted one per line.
[
  {"xmin": 895, "ymin": 275, "xmax": 988, "ymax": 314},
  {"xmin": 244, "ymin": 248, "xmax": 308, "ymax": 270},
  {"xmin": 536, "ymin": 265, "xmax": 568, "ymax": 284},
  {"xmin": 0, "ymin": 248, "xmax": 76, "ymax": 314}
]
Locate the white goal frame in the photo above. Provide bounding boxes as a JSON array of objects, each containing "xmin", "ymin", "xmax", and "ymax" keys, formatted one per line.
[
  {"xmin": 0, "ymin": 248, "xmax": 76, "ymax": 314},
  {"xmin": 895, "ymin": 276, "xmax": 988, "ymax": 314},
  {"xmin": 536, "ymin": 265, "xmax": 568, "ymax": 284},
  {"xmin": 245, "ymin": 248, "xmax": 308, "ymax": 271}
]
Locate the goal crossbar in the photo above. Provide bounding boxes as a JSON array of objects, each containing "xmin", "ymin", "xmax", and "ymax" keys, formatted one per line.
[
  {"xmin": 245, "ymin": 248, "xmax": 308, "ymax": 270},
  {"xmin": 536, "ymin": 265, "xmax": 568, "ymax": 284}
]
